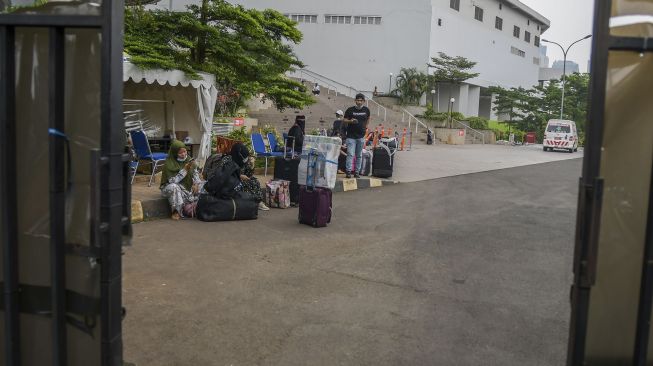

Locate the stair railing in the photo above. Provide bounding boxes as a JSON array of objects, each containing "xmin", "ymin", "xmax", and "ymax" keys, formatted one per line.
[{"xmin": 454, "ymin": 120, "xmax": 485, "ymax": 144}]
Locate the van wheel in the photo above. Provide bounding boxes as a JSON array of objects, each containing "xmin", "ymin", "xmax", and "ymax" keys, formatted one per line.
[
  {"xmin": 574, "ymin": 147, "xmax": 578, "ymax": 152},
  {"xmin": 543, "ymin": 146, "xmax": 548, "ymax": 152},
  {"xmin": 568, "ymin": 149, "xmax": 573, "ymax": 153}
]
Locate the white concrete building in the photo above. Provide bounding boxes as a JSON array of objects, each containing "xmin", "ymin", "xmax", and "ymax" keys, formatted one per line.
[{"xmin": 156, "ymin": 0, "xmax": 550, "ymax": 118}]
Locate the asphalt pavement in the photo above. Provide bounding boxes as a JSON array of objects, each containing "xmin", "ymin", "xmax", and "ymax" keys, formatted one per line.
[{"xmin": 124, "ymin": 158, "xmax": 582, "ymax": 366}]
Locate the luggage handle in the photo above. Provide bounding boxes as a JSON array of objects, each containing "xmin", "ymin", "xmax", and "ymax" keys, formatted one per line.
[
  {"xmin": 377, "ymin": 143, "xmax": 394, "ymax": 167},
  {"xmin": 284, "ymin": 136, "xmax": 297, "ymax": 160},
  {"xmin": 306, "ymin": 148, "xmax": 318, "ymax": 192}
]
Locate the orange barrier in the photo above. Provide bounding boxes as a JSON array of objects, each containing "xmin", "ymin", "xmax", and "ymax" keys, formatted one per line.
[
  {"xmin": 372, "ymin": 127, "xmax": 379, "ymax": 149},
  {"xmin": 380, "ymin": 126, "xmax": 385, "ymax": 138},
  {"xmin": 400, "ymin": 128, "xmax": 406, "ymax": 151}
]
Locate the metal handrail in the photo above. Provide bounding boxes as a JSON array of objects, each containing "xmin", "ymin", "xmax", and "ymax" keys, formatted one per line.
[
  {"xmin": 401, "ymin": 108, "xmax": 430, "ymax": 134},
  {"xmin": 297, "ymin": 68, "xmax": 387, "ymax": 122},
  {"xmin": 454, "ymin": 120, "xmax": 485, "ymax": 144},
  {"xmin": 297, "ymin": 71, "xmax": 338, "ymax": 96}
]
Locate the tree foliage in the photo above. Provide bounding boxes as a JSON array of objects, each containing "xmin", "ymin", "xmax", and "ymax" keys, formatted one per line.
[
  {"xmin": 428, "ymin": 52, "xmax": 480, "ymax": 94},
  {"xmin": 392, "ymin": 68, "xmax": 427, "ymax": 105},
  {"xmin": 489, "ymin": 72, "xmax": 590, "ymax": 140},
  {"xmin": 124, "ymin": 1, "xmax": 314, "ymax": 114}
]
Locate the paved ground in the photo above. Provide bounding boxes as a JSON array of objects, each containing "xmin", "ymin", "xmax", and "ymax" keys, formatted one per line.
[
  {"xmin": 394, "ymin": 143, "xmax": 582, "ymax": 182},
  {"xmin": 123, "ymin": 158, "xmax": 581, "ymax": 366}
]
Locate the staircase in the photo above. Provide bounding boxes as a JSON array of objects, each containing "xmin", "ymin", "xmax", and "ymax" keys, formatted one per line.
[{"xmin": 248, "ymin": 79, "xmax": 430, "ymax": 145}]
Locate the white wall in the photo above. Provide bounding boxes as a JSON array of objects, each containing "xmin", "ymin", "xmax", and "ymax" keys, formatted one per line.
[{"xmin": 430, "ymin": 0, "xmax": 544, "ymax": 89}]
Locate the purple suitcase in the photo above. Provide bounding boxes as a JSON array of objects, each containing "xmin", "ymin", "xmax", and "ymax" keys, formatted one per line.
[
  {"xmin": 298, "ymin": 149, "xmax": 332, "ymax": 227},
  {"xmin": 298, "ymin": 186, "xmax": 332, "ymax": 227}
]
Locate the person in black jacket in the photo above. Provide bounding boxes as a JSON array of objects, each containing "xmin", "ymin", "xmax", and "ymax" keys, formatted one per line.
[{"xmin": 287, "ymin": 115, "xmax": 306, "ymax": 153}]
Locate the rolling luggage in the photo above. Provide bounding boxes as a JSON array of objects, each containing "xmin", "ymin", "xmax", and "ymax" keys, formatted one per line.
[
  {"xmin": 360, "ymin": 149, "xmax": 372, "ymax": 176},
  {"xmin": 196, "ymin": 192, "xmax": 258, "ymax": 222},
  {"xmin": 274, "ymin": 136, "xmax": 301, "ymax": 204},
  {"xmin": 372, "ymin": 144, "xmax": 394, "ymax": 178},
  {"xmin": 298, "ymin": 149, "xmax": 332, "ymax": 228}
]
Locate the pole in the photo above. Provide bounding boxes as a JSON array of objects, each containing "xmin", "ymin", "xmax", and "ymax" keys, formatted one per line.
[{"xmin": 561, "ymin": 51, "xmax": 567, "ymax": 119}]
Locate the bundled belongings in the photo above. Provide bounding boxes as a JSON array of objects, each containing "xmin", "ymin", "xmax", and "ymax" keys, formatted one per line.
[
  {"xmin": 265, "ymin": 180, "xmax": 291, "ymax": 209},
  {"xmin": 359, "ymin": 149, "xmax": 372, "ymax": 176},
  {"xmin": 196, "ymin": 192, "xmax": 258, "ymax": 221},
  {"xmin": 297, "ymin": 135, "xmax": 342, "ymax": 189},
  {"xmin": 298, "ymin": 148, "xmax": 333, "ymax": 228}
]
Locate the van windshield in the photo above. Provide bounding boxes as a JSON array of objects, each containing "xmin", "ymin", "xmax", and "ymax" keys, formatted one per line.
[{"xmin": 547, "ymin": 124, "xmax": 571, "ymax": 133}]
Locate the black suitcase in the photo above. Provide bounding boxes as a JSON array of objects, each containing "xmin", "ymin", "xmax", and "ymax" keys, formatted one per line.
[
  {"xmin": 372, "ymin": 145, "xmax": 393, "ymax": 178},
  {"xmin": 196, "ymin": 193, "xmax": 258, "ymax": 222},
  {"xmin": 274, "ymin": 157, "xmax": 300, "ymax": 204}
]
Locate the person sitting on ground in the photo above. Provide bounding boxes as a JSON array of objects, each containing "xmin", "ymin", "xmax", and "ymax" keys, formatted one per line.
[
  {"xmin": 160, "ymin": 140, "xmax": 202, "ymax": 220},
  {"xmin": 210, "ymin": 143, "xmax": 269, "ymax": 211},
  {"xmin": 287, "ymin": 115, "xmax": 306, "ymax": 154}
]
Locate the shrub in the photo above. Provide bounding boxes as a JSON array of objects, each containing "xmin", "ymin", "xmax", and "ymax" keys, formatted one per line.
[
  {"xmin": 464, "ymin": 116, "xmax": 489, "ymax": 130},
  {"xmin": 226, "ymin": 126, "xmax": 252, "ymax": 153}
]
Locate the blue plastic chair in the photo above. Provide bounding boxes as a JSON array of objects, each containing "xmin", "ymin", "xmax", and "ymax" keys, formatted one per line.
[
  {"xmin": 251, "ymin": 132, "xmax": 282, "ymax": 176},
  {"xmin": 129, "ymin": 130, "xmax": 168, "ymax": 187},
  {"xmin": 267, "ymin": 132, "xmax": 282, "ymax": 153},
  {"xmin": 129, "ymin": 160, "xmax": 139, "ymax": 184}
]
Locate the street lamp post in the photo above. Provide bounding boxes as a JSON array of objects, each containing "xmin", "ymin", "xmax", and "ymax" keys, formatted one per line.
[
  {"xmin": 430, "ymin": 89, "xmax": 436, "ymax": 110},
  {"xmin": 388, "ymin": 73, "xmax": 393, "ymax": 95},
  {"xmin": 542, "ymin": 34, "xmax": 592, "ymax": 119},
  {"xmin": 448, "ymin": 97, "xmax": 455, "ymax": 128}
]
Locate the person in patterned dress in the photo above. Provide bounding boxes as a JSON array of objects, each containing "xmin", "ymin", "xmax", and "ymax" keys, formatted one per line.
[{"xmin": 160, "ymin": 140, "xmax": 202, "ymax": 220}]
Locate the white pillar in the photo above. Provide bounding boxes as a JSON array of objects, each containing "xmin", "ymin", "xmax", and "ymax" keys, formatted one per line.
[{"xmin": 467, "ymin": 86, "xmax": 481, "ymax": 117}]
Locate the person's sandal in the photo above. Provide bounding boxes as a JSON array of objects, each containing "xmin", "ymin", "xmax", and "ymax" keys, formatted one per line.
[
  {"xmin": 258, "ymin": 202, "xmax": 270, "ymax": 211},
  {"xmin": 171, "ymin": 211, "xmax": 181, "ymax": 220}
]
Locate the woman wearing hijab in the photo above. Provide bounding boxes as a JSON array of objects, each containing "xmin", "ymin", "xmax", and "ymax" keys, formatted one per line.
[
  {"xmin": 160, "ymin": 140, "xmax": 202, "ymax": 220},
  {"xmin": 287, "ymin": 115, "xmax": 306, "ymax": 153},
  {"xmin": 212, "ymin": 142, "xmax": 269, "ymax": 211}
]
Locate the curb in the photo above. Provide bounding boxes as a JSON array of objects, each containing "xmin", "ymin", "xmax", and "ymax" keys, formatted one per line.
[{"xmin": 131, "ymin": 177, "xmax": 399, "ymax": 223}]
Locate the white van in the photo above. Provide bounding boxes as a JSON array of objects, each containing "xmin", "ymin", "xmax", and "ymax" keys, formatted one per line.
[{"xmin": 543, "ymin": 119, "xmax": 578, "ymax": 153}]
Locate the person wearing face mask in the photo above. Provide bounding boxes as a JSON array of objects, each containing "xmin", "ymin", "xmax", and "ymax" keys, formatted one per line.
[
  {"xmin": 208, "ymin": 142, "xmax": 269, "ymax": 211},
  {"xmin": 343, "ymin": 93, "xmax": 371, "ymax": 178},
  {"xmin": 160, "ymin": 140, "xmax": 202, "ymax": 220}
]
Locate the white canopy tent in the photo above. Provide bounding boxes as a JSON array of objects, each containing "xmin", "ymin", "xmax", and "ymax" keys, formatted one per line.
[{"xmin": 123, "ymin": 61, "xmax": 218, "ymax": 165}]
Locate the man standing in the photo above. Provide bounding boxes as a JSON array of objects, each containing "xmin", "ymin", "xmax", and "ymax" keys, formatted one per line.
[{"xmin": 343, "ymin": 93, "xmax": 371, "ymax": 178}]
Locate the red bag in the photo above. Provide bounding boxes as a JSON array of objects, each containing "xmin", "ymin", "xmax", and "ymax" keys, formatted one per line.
[{"xmin": 182, "ymin": 201, "xmax": 197, "ymax": 218}]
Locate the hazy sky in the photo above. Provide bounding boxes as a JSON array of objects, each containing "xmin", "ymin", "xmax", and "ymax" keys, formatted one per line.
[{"xmin": 520, "ymin": 0, "xmax": 595, "ymax": 72}]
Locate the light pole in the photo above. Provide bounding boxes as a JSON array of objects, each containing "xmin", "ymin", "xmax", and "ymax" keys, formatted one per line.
[
  {"xmin": 542, "ymin": 34, "xmax": 592, "ymax": 119},
  {"xmin": 388, "ymin": 73, "xmax": 393, "ymax": 95},
  {"xmin": 448, "ymin": 97, "xmax": 455, "ymax": 128},
  {"xmin": 430, "ymin": 89, "xmax": 436, "ymax": 110}
]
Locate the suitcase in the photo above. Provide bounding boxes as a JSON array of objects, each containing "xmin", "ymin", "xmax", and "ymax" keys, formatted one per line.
[
  {"xmin": 196, "ymin": 193, "xmax": 258, "ymax": 221},
  {"xmin": 298, "ymin": 186, "xmax": 332, "ymax": 227},
  {"xmin": 372, "ymin": 145, "xmax": 394, "ymax": 178},
  {"xmin": 360, "ymin": 149, "xmax": 372, "ymax": 176},
  {"xmin": 298, "ymin": 149, "xmax": 332, "ymax": 227},
  {"xmin": 273, "ymin": 157, "xmax": 300, "ymax": 204}
]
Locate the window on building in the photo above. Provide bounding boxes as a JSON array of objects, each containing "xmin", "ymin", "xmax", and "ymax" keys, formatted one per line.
[
  {"xmin": 288, "ymin": 14, "xmax": 318, "ymax": 23},
  {"xmin": 438, "ymin": 18, "xmax": 442, "ymax": 26},
  {"xmin": 534, "ymin": 36, "xmax": 540, "ymax": 47},
  {"xmin": 353, "ymin": 16, "xmax": 382, "ymax": 25},
  {"xmin": 495, "ymin": 16, "xmax": 503, "ymax": 30},
  {"xmin": 513, "ymin": 25, "xmax": 520, "ymax": 38},
  {"xmin": 527, "ymin": 19, "xmax": 530, "ymax": 25},
  {"xmin": 499, "ymin": 2, "xmax": 502, "ymax": 10},
  {"xmin": 474, "ymin": 6, "xmax": 484, "ymax": 22},
  {"xmin": 450, "ymin": 0, "xmax": 460, "ymax": 11},
  {"xmin": 533, "ymin": 57, "xmax": 540, "ymax": 65},
  {"xmin": 511, "ymin": 46, "xmax": 526, "ymax": 58},
  {"xmin": 524, "ymin": 31, "xmax": 531, "ymax": 43}
]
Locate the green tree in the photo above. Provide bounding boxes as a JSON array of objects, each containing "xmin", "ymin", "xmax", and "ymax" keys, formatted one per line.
[
  {"xmin": 392, "ymin": 67, "xmax": 427, "ymax": 105},
  {"xmin": 488, "ymin": 86, "xmax": 526, "ymax": 132},
  {"xmin": 124, "ymin": 2, "xmax": 314, "ymax": 113},
  {"xmin": 427, "ymin": 52, "xmax": 480, "ymax": 100}
]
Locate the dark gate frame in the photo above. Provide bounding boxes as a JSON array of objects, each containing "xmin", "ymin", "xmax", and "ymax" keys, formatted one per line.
[
  {"xmin": 568, "ymin": 0, "xmax": 653, "ymax": 364},
  {"xmin": 0, "ymin": 1, "xmax": 128, "ymax": 365}
]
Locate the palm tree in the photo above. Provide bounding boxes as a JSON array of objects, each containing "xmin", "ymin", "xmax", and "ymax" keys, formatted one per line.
[{"xmin": 392, "ymin": 68, "xmax": 427, "ymax": 105}]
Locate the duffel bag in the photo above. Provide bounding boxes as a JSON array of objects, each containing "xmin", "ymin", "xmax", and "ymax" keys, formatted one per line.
[{"xmin": 196, "ymin": 192, "xmax": 258, "ymax": 221}]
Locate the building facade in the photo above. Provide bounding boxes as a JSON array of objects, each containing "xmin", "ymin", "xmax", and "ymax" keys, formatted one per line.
[{"xmin": 156, "ymin": 0, "xmax": 550, "ymax": 118}]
